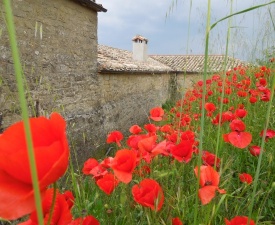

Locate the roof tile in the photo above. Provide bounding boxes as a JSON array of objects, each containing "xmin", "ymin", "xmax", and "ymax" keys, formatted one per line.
[
  {"xmin": 151, "ymin": 55, "xmax": 246, "ymax": 73},
  {"xmin": 98, "ymin": 45, "xmax": 246, "ymax": 73},
  {"xmin": 98, "ymin": 45, "xmax": 171, "ymax": 73}
]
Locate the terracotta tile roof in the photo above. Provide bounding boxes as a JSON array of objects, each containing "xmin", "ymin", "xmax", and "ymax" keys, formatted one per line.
[
  {"xmin": 98, "ymin": 45, "xmax": 171, "ymax": 73},
  {"xmin": 150, "ymin": 55, "xmax": 246, "ymax": 73},
  {"xmin": 98, "ymin": 45, "xmax": 246, "ymax": 74}
]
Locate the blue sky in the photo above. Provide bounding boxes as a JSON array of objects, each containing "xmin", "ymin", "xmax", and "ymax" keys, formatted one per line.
[{"xmin": 97, "ymin": 0, "xmax": 275, "ymax": 62}]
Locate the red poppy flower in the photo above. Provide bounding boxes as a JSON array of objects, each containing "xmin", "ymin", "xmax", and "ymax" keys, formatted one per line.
[
  {"xmin": 132, "ymin": 179, "xmax": 164, "ymax": 211},
  {"xmin": 166, "ymin": 131, "xmax": 180, "ymax": 143},
  {"xmin": 100, "ymin": 157, "xmax": 113, "ymax": 169},
  {"xmin": 202, "ymin": 151, "xmax": 220, "ymax": 169},
  {"xmin": 222, "ymin": 111, "xmax": 234, "ymax": 123},
  {"xmin": 106, "ymin": 130, "xmax": 124, "ymax": 147},
  {"xmin": 151, "ymin": 140, "xmax": 169, "ymax": 156},
  {"xmin": 181, "ymin": 130, "xmax": 195, "ymax": 142},
  {"xmin": 207, "ymin": 90, "xmax": 213, "ymax": 96},
  {"xmin": 18, "ymin": 188, "xmax": 73, "ymax": 225},
  {"xmin": 225, "ymin": 216, "xmax": 255, "ymax": 225},
  {"xmin": 227, "ymin": 120, "xmax": 252, "ymax": 148},
  {"xmin": 212, "ymin": 74, "xmax": 221, "ymax": 80},
  {"xmin": 213, "ymin": 112, "xmax": 234, "ymax": 125},
  {"xmin": 225, "ymin": 88, "xmax": 232, "ymax": 95},
  {"xmin": 180, "ymin": 114, "xmax": 192, "ymax": 126},
  {"xmin": 137, "ymin": 136, "xmax": 167, "ymax": 162},
  {"xmin": 194, "ymin": 166, "xmax": 226, "ymax": 205},
  {"xmin": 170, "ymin": 140, "xmax": 193, "ymax": 163},
  {"xmin": 205, "ymin": 102, "xmax": 216, "ymax": 112},
  {"xmin": 260, "ymin": 89, "xmax": 270, "ymax": 102},
  {"xmin": 237, "ymin": 90, "xmax": 247, "ymax": 97},
  {"xmin": 0, "ymin": 113, "xmax": 69, "ymax": 220},
  {"xmin": 229, "ymin": 119, "xmax": 246, "ymax": 132},
  {"xmin": 138, "ymin": 135, "xmax": 158, "ymax": 154},
  {"xmin": 129, "ymin": 125, "xmax": 142, "ymax": 134},
  {"xmin": 255, "ymin": 72, "xmax": 264, "ymax": 78},
  {"xmin": 260, "ymin": 129, "xmax": 275, "ymax": 141},
  {"xmin": 82, "ymin": 158, "xmax": 107, "ymax": 179},
  {"xmin": 160, "ymin": 124, "xmax": 173, "ymax": 133},
  {"xmin": 144, "ymin": 124, "xmax": 158, "ymax": 134},
  {"xmin": 82, "ymin": 158, "xmax": 99, "ymax": 175},
  {"xmin": 249, "ymin": 145, "xmax": 261, "ymax": 156},
  {"xmin": 227, "ymin": 131, "xmax": 252, "ymax": 149},
  {"xmin": 172, "ymin": 217, "xmax": 183, "ymax": 225},
  {"xmin": 249, "ymin": 96, "xmax": 258, "ymax": 103},
  {"xmin": 149, "ymin": 107, "xmax": 164, "ymax": 121},
  {"xmin": 197, "ymin": 80, "xmax": 203, "ymax": 86},
  {"xmin": 235, "ymin": 108, "xmax": 247, "ymax": 118},
  {"xmin": 110, "ymin": 149, "xmax": 137, "ymax": 183},
  {"xmin": 257, "ymin": 78, "xmax": 267, "ymax": 87},
  {"xmin": 68, "ymin": 215, "xmax": 100, "ymax": 225},
  {"xmin": 239, "ymin": 173, "xmax": 253, "ymax": 184},
  {"xmin": 96, "ymin": 173, "xmax": 119, "ymax": 195},
  {"xmin": 222, "ymin": 98, "xmax": 229, "ymax": 104},
  {"xmin": 63, "ymin": 190, "xmax": 75, "ymax": 210},
  {"xmin": 127, "ymin": 135, "xmax": 145, "ymax": 150}
]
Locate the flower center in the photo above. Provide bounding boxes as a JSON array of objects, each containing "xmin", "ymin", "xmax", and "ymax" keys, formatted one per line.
[{"xmin": 205, "ymin": 181, "xmax": 212, "ymax": 186}]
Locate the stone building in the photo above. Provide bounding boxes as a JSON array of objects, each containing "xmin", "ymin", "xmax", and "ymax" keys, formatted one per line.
[
  {"xmin": 0, "ymin": 2, "xmax": 245, "ymax": 165},
  {"xmin": 0, "ymin": 0, "xmax": 107, "ymax": 163},
  {"xmin": 97, "ymin": 36, "xmax": 245, "ymax": 136}
]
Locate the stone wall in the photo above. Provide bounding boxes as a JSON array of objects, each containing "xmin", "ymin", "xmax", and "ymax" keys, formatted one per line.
[
  {"xmin": 0, "ymin": 0, "xmax": 102, "ymax": 163},
  {"xmin": 176, "ymin": 72, "xmax": 202, "ymax": 98},
  {"xmin": 98, "ymin": 72, "xmax": 171, "ymax": 132}
]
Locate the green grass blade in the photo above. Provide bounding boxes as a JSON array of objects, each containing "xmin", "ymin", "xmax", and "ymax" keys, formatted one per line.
[{"xmin": 193, "ymin": 0, "xmax": 211, "ymax": 224}]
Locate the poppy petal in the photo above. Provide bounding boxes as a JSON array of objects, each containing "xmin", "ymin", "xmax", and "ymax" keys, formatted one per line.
[
  {"xmin": 111, "ymin": 150, "xmax": 137, "ymax": 184},
  {"xmin": 198, "ymin": 186, "xmax": 217, "ymax": 205},
  {"xmin": 0, "ymin": 169, "xmax": 45, "ymax": 220},
  {"xmin": 0, "ymin": 141, "xmax": 67, "ymax": 186},
  {"xmin": 0, "ymin": 113, "xmax": 69, "ymax": 220},
  {"xmin": 228, "ymin": 131, "xmax": 252, "ymax": 148}
]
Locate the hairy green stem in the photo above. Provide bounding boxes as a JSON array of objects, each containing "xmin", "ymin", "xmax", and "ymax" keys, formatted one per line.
[
  {"xmin": 3, "ymin": 1, "xmax": 43, "ymax": 224},
  {"xmin": 47, "ymin": 183, "xmax": 57, "ymax": 225}
]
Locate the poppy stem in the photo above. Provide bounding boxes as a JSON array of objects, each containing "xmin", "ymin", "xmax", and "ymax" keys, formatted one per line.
[
  {"xmin": 2, "ymin": 1, "xmax": 44, "ymax": 224},
  {"xmin": 47, "ymin": 183, "xmax": 57, "ymax": 225}
]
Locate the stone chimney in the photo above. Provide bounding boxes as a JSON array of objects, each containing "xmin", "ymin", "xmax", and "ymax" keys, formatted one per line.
[{"xmin": 132, "ymin": 35, "xmax": 148, "ymax": 62}]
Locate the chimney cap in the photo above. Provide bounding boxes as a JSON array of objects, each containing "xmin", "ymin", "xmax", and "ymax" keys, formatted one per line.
[{"xmin": 132, "ymin": 35, "xmax": 148, "ymax": 43}]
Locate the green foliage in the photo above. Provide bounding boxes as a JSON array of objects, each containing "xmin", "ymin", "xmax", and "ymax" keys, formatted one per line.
[{"xmin": 162, "ymin": 100, "xmax": 175, "ymax": 111}]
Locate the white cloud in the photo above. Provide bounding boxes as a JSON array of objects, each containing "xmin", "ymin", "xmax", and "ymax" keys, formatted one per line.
[{"xmin": 97, "ymin": 0, "xmax": 275, "ymax": 61}]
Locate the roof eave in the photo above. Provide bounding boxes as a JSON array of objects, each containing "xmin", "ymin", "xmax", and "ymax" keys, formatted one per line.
[
  {"xmin": 98, "ymin": 69, "xmax": 174, "ymax": 75},
  {"xmin": 75, "ymin": 0, "xmax": 107, "ymax": 12}
]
